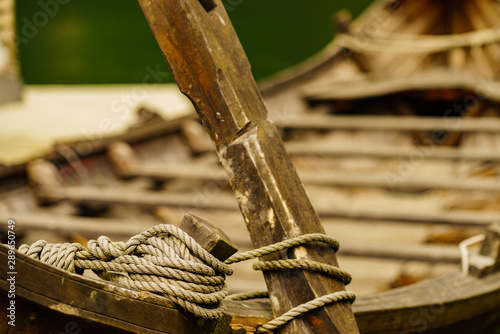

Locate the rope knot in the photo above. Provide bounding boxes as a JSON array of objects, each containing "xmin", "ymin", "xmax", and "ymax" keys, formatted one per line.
[{"xmin": 19, "ymin": 224, "xmax": 233, "ymax": 319}]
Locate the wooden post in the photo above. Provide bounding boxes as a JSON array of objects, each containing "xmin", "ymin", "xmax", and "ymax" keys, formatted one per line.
[
  {"xmin": 179, "ymin": 214, "xmax": 238, "ymax": 334},
  {"xmin": 137, "ymin": 0, "xmax": 359, "ymax": 333}
]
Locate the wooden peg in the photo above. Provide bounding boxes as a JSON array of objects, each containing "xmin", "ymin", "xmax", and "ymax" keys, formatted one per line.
[
  {"xmin": 180, "ymin": 213, "xmax": 238, "ymax": 261},
  {"xmin": 179, "ymin": 213, "xmax": 238, "ymax": 333}
]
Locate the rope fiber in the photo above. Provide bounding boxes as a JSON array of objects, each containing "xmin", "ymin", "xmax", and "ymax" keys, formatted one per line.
[
  {"xmin": 18, "ymin": 225, "xmax": 355, "ymax": 332},
  {"xmin": 19, "ymin": 224, "xmax": 233, "ymax": 319}
]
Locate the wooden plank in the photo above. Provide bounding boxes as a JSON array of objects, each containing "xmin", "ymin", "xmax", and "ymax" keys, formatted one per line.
[
  {"xmin": 340, "ymin": 241, "xmax": 461, "ymax": 264},
  {"xmin": 275, "ymin": 114, "xmax": 500, "ymax": 133},
  {"xmin": 0, "ymin": 211, "xmax": 156, "ymax": 236},
  {"xmin": 28, "ymin": 181, "xmax": 500, "ymax": 227},
  {"xmin": 36, "ymin": 185, "xmax": 239, "ymax": 210},
  {"xmin": 353, "ymin": 271, "xmax": 500, "ymax": 334},
  {"xmin": 137, "ymin": 0, "xmax": 359, "ymax": 332},
  {"xmin": 285, "ymin": 141, "xmax": 500, "ymax": 161},
  {"xmin": 108, "ymin": 153, "xmax": 500, "ymax": 193},
  {"xmin": 301, "ymin": 71, "xmax": 500, "ymax": 102},
  {"xmin": 301, "ymin": 172, "xmax": 500, "ymax": 193},
  {"xmin": 316, "ymin": 206, "xmax": 500, "ymax": 227}
]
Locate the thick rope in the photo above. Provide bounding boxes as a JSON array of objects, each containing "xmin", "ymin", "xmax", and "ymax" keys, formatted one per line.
[
  {"xmin": 257, "ymin": 291, "xmax": 356, "ymax": 333},
  {"xmin": 225, "ymin": 233, "xmax": 340, "ymax": 264},
  {"xmin": 19, "ymin": 226, "xmax": 355, "ymax": 330},
  {"xmin": 18, "ymin": 224, "xmax": 232, "ymax": 319},
  {"xmin": 225, "ymin": 233, "xmax": 355, "ymax": 333}
]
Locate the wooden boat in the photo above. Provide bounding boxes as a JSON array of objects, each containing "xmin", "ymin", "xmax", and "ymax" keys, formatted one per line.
[{"xmin": 1, "ymin": 0, "xmax": 500, "ymax": 333}]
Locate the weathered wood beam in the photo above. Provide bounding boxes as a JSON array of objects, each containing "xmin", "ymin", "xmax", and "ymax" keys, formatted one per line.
[
  {"xmin": 285, "ymin": 141, "xmax": 500, "ymax": 161},
  {"xmin": 179, "ymin": 214, "xmax": 238, "ymax": 333},
  {"xmin": 35, "ymin": 185, "xmax": 239, "ymax": 211},
  {"xmin": 26, "ymin": 182, "xmax": 500, "ymax": 227},
  {"xmin": 333, "ymin": 10, "xmax": 375, "ymax": 74},
  {"xmin": 276, "ymin": 114, "xmax": 500, "ymax": 133},
  {"xmin": 137, "ymin": 0, "xmax": 359, "ymax": 332},
  {"xmin": 108, "ymin": 143, "xmax": 500, "ymax": 193}
]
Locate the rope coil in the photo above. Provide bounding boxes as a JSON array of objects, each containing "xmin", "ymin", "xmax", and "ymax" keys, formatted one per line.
[
  {"xmin": 19, "ymin": 224, "xmax": 232, "ymax": 319},
  {"xmin": 18, "ymin": 226, "xmax": 355, "ymax": 332}
]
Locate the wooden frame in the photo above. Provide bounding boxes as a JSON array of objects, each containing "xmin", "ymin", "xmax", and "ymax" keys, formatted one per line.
[{"xmin": 2, "ymin": 244, "xmax": 500, "ymax": 333}]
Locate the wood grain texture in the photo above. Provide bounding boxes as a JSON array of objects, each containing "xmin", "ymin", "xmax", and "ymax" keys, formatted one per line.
[
  {"xmin": 2, "ymin": 244, "xmax": 500, "ymax": 333},
  {"xmin": 137, "ymin": 0, "xmax": 359, "ymax": 332}
]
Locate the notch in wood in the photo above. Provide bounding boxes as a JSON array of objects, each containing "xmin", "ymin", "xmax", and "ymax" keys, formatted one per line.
[
  {"xmin": 198, "ymin": 0, "xmax": 217, "ymax": 12},
  {"xmin": 179, "ymin": 213, "xmax": 238, "ymax": 261}
]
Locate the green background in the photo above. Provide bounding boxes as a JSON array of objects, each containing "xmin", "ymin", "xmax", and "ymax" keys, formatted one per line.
[{"xmin": 15, "ymin": 0, "xmax": 372, "ymax": 84}]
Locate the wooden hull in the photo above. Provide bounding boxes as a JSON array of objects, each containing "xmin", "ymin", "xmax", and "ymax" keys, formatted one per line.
[{"xmin": 2, "ymin": 245, "xmax": 500, "ymax": 333}]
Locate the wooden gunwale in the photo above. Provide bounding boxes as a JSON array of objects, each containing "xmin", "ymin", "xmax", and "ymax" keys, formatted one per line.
[{"xmin": 2, "ymin": 245, "xmax": 500, "ymax": 333}]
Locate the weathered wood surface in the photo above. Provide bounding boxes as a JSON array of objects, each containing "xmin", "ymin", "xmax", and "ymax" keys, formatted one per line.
[
  {"xmin": 179, "ymin": 213, "xmax": 238, "ymax": 261},
  {"xmin": 286, "ymin": 141, "xmax": 500, "ymax": 161},
  {"xmin": 27, "ymin": 179, "xmax": 500, "ymax": 226},
  {"xmin": 35, "ymin": 185, "xmax": 239, "ymax": 210},
  {"xmin": 303, "ymin": 70, "xmax": 500, "ymax": 102},
  {"xmin": 109, "ymin": 156, "xmax": 500, "ymax": 193},
  {"xmin": 275, "ymin": 114, "xmax": 500, "ymax": 133},
  {"xmin": 2, "ymin": 245, "xmax": 500, "ymax": 334},
  {"xmin": 137, "ymin": 0, "xmax": 359, "ymax": 332}
]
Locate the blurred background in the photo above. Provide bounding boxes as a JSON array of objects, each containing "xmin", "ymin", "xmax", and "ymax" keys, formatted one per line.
[{"xmin": 16, "ymin": 0, "xmax": 372, "ymax": 84}]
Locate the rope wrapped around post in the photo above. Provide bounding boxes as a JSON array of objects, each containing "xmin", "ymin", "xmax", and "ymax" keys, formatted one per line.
[
  {"xmin": 225, "ymin": 233, "xmax": 356, "ymax": 333},
  {"xmin": 18, "ymin": 225, "xmax": 355, "ymax": 332}
]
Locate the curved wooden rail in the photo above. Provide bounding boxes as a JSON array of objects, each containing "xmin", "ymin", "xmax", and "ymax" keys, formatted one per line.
[{"xmin": 2, "ymin": 245, "xmax": 500, "ymax": 333}]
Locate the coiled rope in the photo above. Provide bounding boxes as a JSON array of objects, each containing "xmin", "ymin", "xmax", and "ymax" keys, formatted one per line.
[
  {"xmin": 19, "ymin": 224, "xmax": 233, "ymax": 320},
  {"xmin": 18, "ymin": 226, "xmax": 355, "ymax": 332}
]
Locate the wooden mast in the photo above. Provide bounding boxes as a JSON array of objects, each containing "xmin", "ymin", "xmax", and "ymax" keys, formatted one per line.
[{"xmin": 137, "ymin": 0, "xmax": 359, "ymax": 333}]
